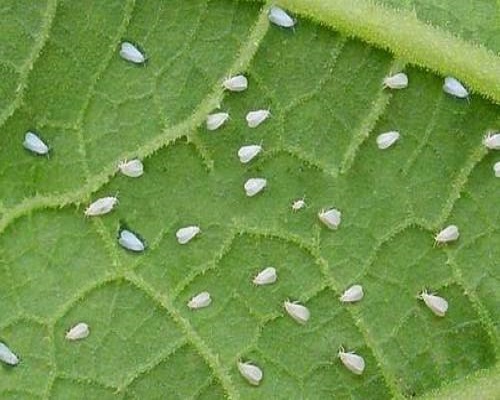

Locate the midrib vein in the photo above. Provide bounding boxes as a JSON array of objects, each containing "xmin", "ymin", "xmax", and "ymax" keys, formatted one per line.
[{"xmin": 274, "ymin": 0, "xmax": 500, "ymax": 104}]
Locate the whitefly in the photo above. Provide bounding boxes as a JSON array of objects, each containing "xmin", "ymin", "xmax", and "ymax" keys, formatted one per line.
[
  {"xmin": 238, "ymin": 144, "xmax": 262, "ymax": 164},
  {"xmin": 442, "ymin": 76, "xmax": 468, "ymax": 99},
  {"xmin": 376, "ymin": 131, "xmax": 400, "ymax": 150},
  {"xmin": 494, "ymin": 161, "xmax": 500, "ymax": 177},
  {"xmin": 187, "ymin": 291, "xmax": 211, "ymax": 309},
  {"xmin": 237, "ymin": 361, "xmax": 263, "ymax": 385},
  {"xmin": 268, "ymin": 5, "xmax": 296, "ymax": 28},
  {"xmin": 176, "ymin": 226, "xmax": 201, "ymax": 244},
  {"xmin": 418, "ymin": 290, "xmax": 448, "ymax": 317},
  {"xmin": 244, "ymin": 178, "xmax": 267, "ymax": 197},
  {"xmin": 246, "ymin": 109, "xmax": 270, "ymax": 128},
  {"xmin": 253, "ymin": 267, "xmax": 277, "ymax": 285},
  {"xmin": 223, "ymin": 75, "xmax": 248, "ymax": 92},
  {"xmin": 483, "ymin": 132, "xmax": 500, "ymax": 150},
  {"xmin": 119, "ymin": 41, "xmax": 146, "ymax": 64},
  {"xmin": 65, "ymin": 322, "xmax": 90, "ymax": 341},
  {"xmin": 118, "ymin": 229, "xmax": 146, "ymax": 252},
  {"xmin": 318, "ymin": 208, "xmax": 342, "ymax": 230},
  {"xmin": 206, "ymin": 112, "xmax": 229, "ymax": 131},
  {"xmin": 383, "ymin": 72, "xmax": 408, "ymax": 89},
  {"xmin": 118, "ymin": 159, "xmax": 144, "ymax": 178},
  {"xmin": 0, "ymin": 342, "xmax": 19, "ymax": 366},
  {"xmin": 292, "ymin": 197, "xmax": 306, "ymax": 211},
  {"xmin": 84, "ymin": 196, "xmax": 118, "ymax": 216},
  {"xmin": 284, "ymin": 300, "xmax": 310, "ymax": 324},
  {"xmin": 23, "ymin": 131, "xmax": 49, "ymax": 155},
  {"xmin": 434, "ymin": 225, "xmax": 459, "ymax": 244},
  {"xmin": 339, "ymin": 284, "xmax": 364, "ymax": 303},
  {"xmin": 338, "ymin": 346, "xmax": 365, "ymax": 375}
]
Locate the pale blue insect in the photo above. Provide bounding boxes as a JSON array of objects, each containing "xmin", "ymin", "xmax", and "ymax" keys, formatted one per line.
[
  {"xmin": 118, "ymin": 229, "xmax": 145, "ymax": 252},
  {"xmin": 238, "ymin": 144, "xmax": 262, "ymax": 164},
  {"xmin": 244, "ymin": 178, "xmax": 267, "ymax": 197},
  {"xmin": 434, "ymin": 225, "xmax": 459, "ymax": 244},
  {"xmin": 23, "ymin": 131, "xmax": 49, "ymax": 155},
  {"xmin": 494, "ymin": 161, "xmax": 500, "ymax": 177},
  {"xmin": 253, "ymin": 267, "xmax": 277, "ymax": 285},
  {"xmin": 223, "ymin": 75, "xmax": 248, "ymax": 92},
  {"xmin": 484, "ymin": 132, "xmax": 500, "ymax": 150},
  {"xmin": 206, "ymin": 112, "xmax": 229, "ymax": 131},
  {"xmin": 84, "ymin": 196, "xmax": 118, "ymax": 216},
  {"xmin": 376, "ymin": 131, "xmax": 400, "ymax": 149},
  {"xmin": 188, "ymin": 291, "xmax": 211, "ymax": 309},
  {"xmin": 120, "ymin": 41, "xmax": 146, "ymax": 64},
  {"xmin": 0, "ymin": 342, "xmax": 19, "ymax": 366},
  {"xmin": 338, "ymin": 347, "xmax": 365, "ymax": 375},
  {"xmin": 318, "ymin": 208, "xmax": 341, "ymax": 229},
  {"xmin": 383, "ymin": 72, "xmax": 408, "ymax": 89},
  {"xmin": 176, "ymin": 226, "xmax": 200, "ymax": 244},
  {"xmin": 340, "ymin": 284, "xmax": 364, "ymax": 303},
  {"xmin": 418, "ymin": 290, "xmax": 448, "ymax": 317},
  {"xmin": 246, "ymin": 109, "xmax": 270, "ymax": 128},
  {"xmin": 118, "ymin": 159, "xmax": 144, "ymax": 177},
  {"xmin": 284, "ymin": 300, "xmax": 310, "ymax": 324},
  {"xmin": 268, "ymin": 6, "xmax": 296, "ymax": 28},
  {"xmin": 66, "ymin": 322, "xmax": 90, "ymax": 341},
  {"xmin": 238, "ymin": 361, "xmax": 263, "ymax": 385},
  {"xmin": 443, "ymin": 76, "xmax": 468, "ymax": 98}
]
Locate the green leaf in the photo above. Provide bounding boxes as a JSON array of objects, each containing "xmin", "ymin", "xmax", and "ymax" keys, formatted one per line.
[{"xmin": 0, "ymin": 0, "xmax": 498, "ymax": 399}]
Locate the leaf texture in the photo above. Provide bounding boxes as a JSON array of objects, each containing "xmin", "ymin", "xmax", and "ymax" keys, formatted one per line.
[{"xmin": 0, "ymin": 1, "xmax": 499, "ymax": 399}]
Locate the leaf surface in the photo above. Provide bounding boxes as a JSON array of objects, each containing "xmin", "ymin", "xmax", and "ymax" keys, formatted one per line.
[{"xmin": 0, "ymin": 1, "xmax": 499, "ymax": 399}]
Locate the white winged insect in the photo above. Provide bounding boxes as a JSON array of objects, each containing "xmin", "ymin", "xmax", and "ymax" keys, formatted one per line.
[
  {"xmin": 246, "ymin": 109, "xmax": 270, "ymax": 128},
  {"xmin": 338, "ymin": 346, "xmax": 365, "ymax": 375},
  {"xmin": 383, "ymin": 72, "xmax": 408, "ymax": 89},
  {"xmin": 23, "ymin": 131, "xmax": 49, "ymax": 155},
  {"xmin": 84, "ymin": 196, "xmax": 118, "ymax": 217},
  {"xmin": 238, "ymin": 144, "xmax": 262, "ymax": 164},
  {"xmin": 291, "ymin": 197, "xmax": 306, "ymax": 211},
  {"xmin": 237, "ymin": 361, "xmax": 263, "ymax": 386},
  {"xmin": 65, "ymin": 322, "xmax": 90, "ymax": 341},
  {"xmin": 118, "ymin": 229, "xmax": 146, "ymax": 252},
  {"xmin": 443, "ymin": 76, "xmax": 468, "ymax": 99},
  {"xmin": 434, "ymin": 225, "xmax": 459, "ymax": 245},
  {"xmin": 118, "ymin": 159, "xmax": 144, "ymax": 178},
  {"xmin": 176, "ymin": 226, "xmax": 201, "ymax": 245},
  {"xmin": 339, "ymin": 284, "xmax": 364, "ymax": 303},
  {"xmin": 494, "ymin": 161, "xmax": 500, "ymax": 177},
  {"xmin": 0, "ymin": 342, "xmax": 19, "ymax": 366},
  {"xmin": 268, "ymin": 5, "xmax": 296, "ymax": 28},
  {"xmin": 284, "ymin": 300, "xmax": 310, "ymax": 324},
  {"xmin": 187, "ymin": 291, "xmax": 211, "ymax": 309},
  {"xmin": 376, "ymin": 131, "xmax": 400, "ymax": 149},
  {"xmin": 206, "ymin": 112, "xmax": 229, "ymax": 131},
  {"xmin": 244, "ymin": 178, "xmax": 267, "ymax": 197},
  {"xmin": 223, "ymin": 75, "xmax": 248, "ymax": 92},
  {"xmin": 119, "ymin": 41, "xmax": 146, "ymax": 64},
  {"xmin": 483, "ymin": 132, "xmax": 500, "ymax": 150},
  {"xmin": 418, "ymin": 290, "xmax": 448, "ymax": 317},
  {"xmin": 253, "ymin": 267, "xmax": 277, "ymax": 286},
  {"xmin": 318, "ymin": 208, "xmax": 342, "ymax": 230}
]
